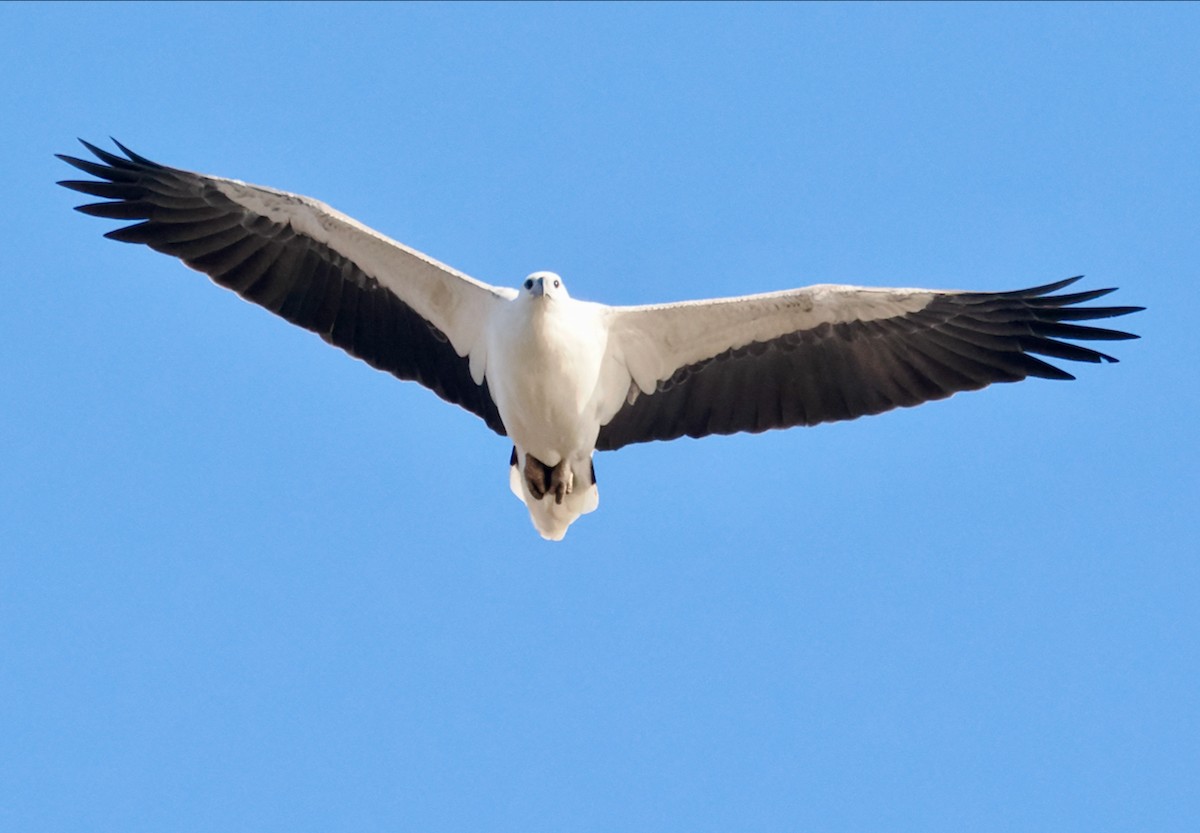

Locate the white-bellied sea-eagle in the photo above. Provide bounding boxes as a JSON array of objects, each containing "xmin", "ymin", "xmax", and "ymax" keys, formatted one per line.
[{"xmin": 58, "ymin": 140, "xmax": 1143, "ymax": 540}]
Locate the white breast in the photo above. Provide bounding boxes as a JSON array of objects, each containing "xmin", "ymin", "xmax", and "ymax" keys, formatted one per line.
[{"xmin": 485, "ymin": 296, "xmax": 613, "ymax": 464}]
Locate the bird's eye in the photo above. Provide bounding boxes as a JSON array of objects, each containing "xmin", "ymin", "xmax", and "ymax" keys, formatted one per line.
[
  {"xmin": 524, "ymin": 279, "xmax": 533, "ymax": 290},
  {"xmin": 553, "ymin": 280, "xmax": 560, "ymax": 288}
]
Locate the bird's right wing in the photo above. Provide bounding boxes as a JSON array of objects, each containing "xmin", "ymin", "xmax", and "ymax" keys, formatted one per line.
[
  {"xmin": 58, "ymin": 140, "xmax": 513, "ymax": 435},
  {"xmin": 595, "ymin": 279, "xmax": 1142, "ymax": 450}
]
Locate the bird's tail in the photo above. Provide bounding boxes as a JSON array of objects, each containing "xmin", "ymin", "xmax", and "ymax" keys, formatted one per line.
[{"xmin": 508, "ymin": 453, "xmax": 599, "ymax": 541}]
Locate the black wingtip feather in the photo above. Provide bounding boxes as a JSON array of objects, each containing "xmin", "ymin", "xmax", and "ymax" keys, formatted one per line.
[
  {"xmin": 74, "ymin": 201, "xmax": 151, "ymax": 220},
  {"xmin": 58, "ymin": 179, "xmax": 132, "ymax": 199},
  {"xmin": 997, "ymin": 276, "xmax": 1084, "ymax": 298},
  {"xmin": 110, "ymin": 137, "xmax": 159, "ymax": 167},
  {"xmin": 1027, "ymin": 287, "xmax": 1118, "ymax": 307},
  {"xmin": 76, "ymin": 138, "xmax": 132, "ymax": 169},
  {"xmin": 1035, "ymin": 304, "xmax": 1144, "ymax": 322}
]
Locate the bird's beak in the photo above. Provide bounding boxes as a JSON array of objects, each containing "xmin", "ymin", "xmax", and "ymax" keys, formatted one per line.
[{"xmin": 531, "ymin": 277, "xmax": 545, "ymax": 298}]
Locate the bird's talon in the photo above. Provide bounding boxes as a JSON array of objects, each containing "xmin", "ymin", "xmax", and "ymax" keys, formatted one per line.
[
  {"xmin": 523, "ymin": 453, "xmax": 549, "ymax": 500},
  {"xmin": 550, "ymin": 461, "xmax": 573, "ymax": 504}
]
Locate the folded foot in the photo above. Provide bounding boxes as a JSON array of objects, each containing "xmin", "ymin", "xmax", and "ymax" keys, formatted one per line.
[
  {"xmin": 523, "ymin": 452, "xmax": 550, "ymax": 500},
  {"xmin": 521, "ymin": 453, "xmax": 575, "ymax": 504},
  {"xmin": 549, "ymin": 460, "xmax": 574, "ymax": 505}
]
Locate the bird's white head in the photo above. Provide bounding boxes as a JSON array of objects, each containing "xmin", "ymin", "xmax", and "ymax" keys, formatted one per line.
[{"xmin": 521, "ymin": 271, "xmax": 569, "ymax": 301}]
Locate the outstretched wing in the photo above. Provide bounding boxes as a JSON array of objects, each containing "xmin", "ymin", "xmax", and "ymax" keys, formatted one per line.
[
  {"xmin": 58, "ymin": 139, "xmax": 511, "ymax": 435},
  {"xmin": 596, "ymin": 279, "xmax": 1142, "ymax": 451}
]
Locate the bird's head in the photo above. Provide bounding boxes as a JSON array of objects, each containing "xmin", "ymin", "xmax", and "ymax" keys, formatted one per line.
[{"xmin": 521, "ymin": 271, "xmax": 569, "ymax": 301}]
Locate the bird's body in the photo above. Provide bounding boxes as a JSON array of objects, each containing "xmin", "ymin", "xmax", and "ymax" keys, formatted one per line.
[
  {"xmin": 489, "ymin": 278, "xmax": 604, "ymax": 461},
  {"xmin": 58, "ymin": 141, "xmax": 1143, "ymax": 540},
  {"xmin": 487, "ymin": 275, "xmax": 607, "ymax": 538}
]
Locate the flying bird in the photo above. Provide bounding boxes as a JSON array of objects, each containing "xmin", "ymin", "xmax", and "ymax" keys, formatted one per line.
[{"xmin": 58, "ymin": 140, "xmax": 1142, "ymax": 540}]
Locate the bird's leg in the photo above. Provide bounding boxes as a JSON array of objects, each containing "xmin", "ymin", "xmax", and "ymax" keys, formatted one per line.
[
  {"xmin": 549, "ymin": 460, "xmax": 574, "ymax": 505},
  {"xmin": 523, "ymin": 453, "xmax": 550, "ymax": 500}
]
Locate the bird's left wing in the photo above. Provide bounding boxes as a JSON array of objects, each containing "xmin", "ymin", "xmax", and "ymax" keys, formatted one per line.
[
  {"xmin": 58, "ymin": 140, "xmax": 512, "ymax": 435},
  {"xmin": 595, "ymin": 279, "xmax": 1141, "ymax": 450}
]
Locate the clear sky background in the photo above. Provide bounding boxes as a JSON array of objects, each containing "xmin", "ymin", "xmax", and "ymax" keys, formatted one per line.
[{"xmin": 2, "ymin": 3, "xmax": 1196, "ymax": 831}]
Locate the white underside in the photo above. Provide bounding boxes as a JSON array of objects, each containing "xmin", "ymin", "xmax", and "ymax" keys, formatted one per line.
[{"xmin": 485, "ymin": 292, "xmax": 621, "ymax": 540}]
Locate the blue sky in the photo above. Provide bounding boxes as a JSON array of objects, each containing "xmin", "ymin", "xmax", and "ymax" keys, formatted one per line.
[{"xmin": 2, "ymin": 3, "xmax": 1197, "ymax": 831}]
